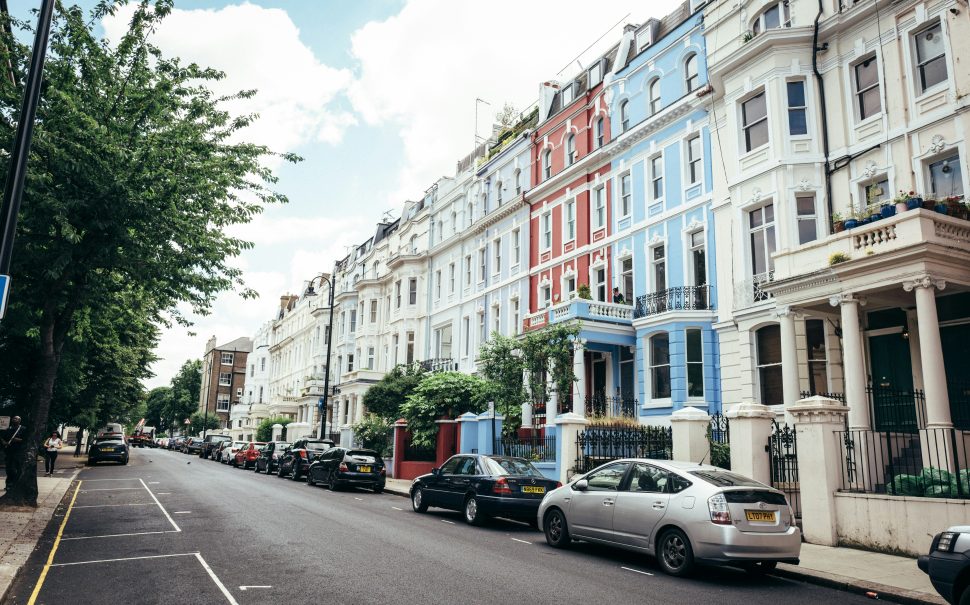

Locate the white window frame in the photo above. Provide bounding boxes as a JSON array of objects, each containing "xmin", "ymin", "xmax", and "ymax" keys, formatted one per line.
[
  {"xmin": 619, "ymin": 100, "xmax": 629, "ymax": 132},
  {"xmin": 463, "ymin": 317, "xmax": 470, "ymax": 357},
  {"xmin": 785, "ymin": 78, "xmax": 808, "ymax": 137},
  {"xmin": 541, "ymin": 212, "xmax": 552, "ymax": 251},
  {"xmin": 685, "ymin": 53, "xmax": 699, "ymax": 93},
  {"xmin": 650, "ymin": 244, "xmax": 667, "ymax": 293},
  {"xmin": 563, "ymin": 198, "xmax": 576, "ymax": 242},
  {"xmin": 619, "ymin": 172, "xmax": 632, "ymax": 218},
  {"xmin": 912, "ymin": 20, "xmax": 948, "ymax": 95},
  {"xmin": 408, "ymin": 278, "xmax": 418, "ymax": 305},
  {"xmin": 648, "ymin": 332, "xmax": 672, "ymax": 402},
  {"xmin": 512, "ymin": 228, "xmax": 521, "ymax": 265},
  {"xmin": 435, "ymin": 269, "xmax": 442, "ymax": 300},
  {"xmin": 649, "ymin": 155, "xmax": 664, "ymax": 202},
  {"xmin": 566, "ymin": 134, "xmax": 576, "ymax": 166},
  {"xmin": 686, "ymin": 134, "xmax": 702, "ymax": 186},
  {"xmin": 747, "ymin": 203, "xmax": 777, "ymax": 279},
  {"xmin": 926, "ymin": 151, "xmax": 964, "ymax": 199},
  {"xmin": 465, "ymin": 255, "xmax": 472, "ymax": 287},
  {"xmin": 449, "ymin": 262, "xmax": 455, "ymax": 293},
  {"xmin": 648, "ymin": 78, "xmax": 661, "ymax": 115},
  {"xmin": 851, "ymin": 55, "xmax": 881, "ymax": 122},
  {"xmin": 741, "ymin": 89, "xmax": 769, "ymax": 153},
  {"xmin": 369, "ymin": 299, "xmax": 378, "ymax": 323},
  {"xmin": 220, "ymin": 352, "xmax": 233, "ymax": 365},
  {"xmin": 685, "ymin": 328, "xmax": 705, "ymax": 399},
  {"xmin": 511, "ymin": 298, "xmax": 520, "ymax": 335},
  {"xmin": 218, "ymin": 372, "xmax": 232, "ymax": 387},
  {"xmin": 493, "ymin": 239, "xmax": 502, "ymax": 275},
  {"xmin": 687, "ymin": 229, "xmax": 707, "ymax": 287},
  {"xmin": 591, "ymin": 264, "xmax": 607, "ymax": 302},
  {"xmin": 595, "ymin": 117, "xmax": 605, "ymax": 149},
  {"xmin": 794, "ymin": 193, "xmax": 819, "ymax": 245},
  {"xmin": 478, "ymin": 248, "xmax": 487, "ymax": 282},
  {"xmin": 543, "ymin": 149, "xmax": 552, "ymax": 181},
  {"xmin": 367, "ymin": 347, "xmax": 375, "ymax": 371},
  {"xmin": 592, "ymin": 186, "xmax": 606, "ymax": 230},
  {"xmin": 540, "ymin": 283, "xmax": 552, "ymax": 308}
]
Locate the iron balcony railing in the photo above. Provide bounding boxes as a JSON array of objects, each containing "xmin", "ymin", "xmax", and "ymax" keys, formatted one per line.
[
  {"xmin": 585, "ymin": 395, "xmax": 638, "ymax": 418},
  {"xmin": 417, "ymin": 358, "xmax": 458, "ymax": 373},
  {"xmin": 633, "ymin": 285, "xmax": 712, "ymax": 319}
]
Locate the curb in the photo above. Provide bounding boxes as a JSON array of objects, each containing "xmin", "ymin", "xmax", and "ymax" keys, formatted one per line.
[{"xmin": 772, "ymin": 565, "xmax": 945, "ymax": 605}]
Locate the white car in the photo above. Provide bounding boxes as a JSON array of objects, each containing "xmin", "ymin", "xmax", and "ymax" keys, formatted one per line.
[{"xmin": 221, "ymin": 441, "xmax": 248, "ymax": 464}]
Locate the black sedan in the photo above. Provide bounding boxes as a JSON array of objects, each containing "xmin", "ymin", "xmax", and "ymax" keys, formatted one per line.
[
  {"xmin": 87, "ymin": 436, "xmax": 129, "ymax": 465},
  {"xmin": 410, "ymin": 454, "xmax": 561, "ymax": 526},
  {"xmin": 918, "ymin": 525, "xmax": 970, "ymax": 604},
  {"xmin": 307, "ymin": 447, "xmax": 385, "ymax": 492},
  {"xmin": 254, "ymin": 441, "xmax": 290, "ymax": 474},
  {"xmin": 183, "ymin": 437, "xmax": 203, "ymax": 455},
  {"xmin": 277, "ymin": 438, "xmax": 334, "ymax": 480}
]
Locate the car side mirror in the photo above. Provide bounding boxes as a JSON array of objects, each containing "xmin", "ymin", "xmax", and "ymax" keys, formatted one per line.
[
  {"xmin": 431, "ymin": 467, "xmax": 439, "ymax": 475},
  {"xmin": 574, "ymin": 479, "xmax": 589, "ymax": 491}
]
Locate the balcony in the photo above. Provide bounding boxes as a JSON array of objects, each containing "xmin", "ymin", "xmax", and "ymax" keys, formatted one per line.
[
  {"xmin": 523, "ymin": 299, "xmax": 633, "ymax": 332},
  {"xmin": 734, "ymin": 270, "xmax": 775, "ymax": 310},
  {"xmin": 417, "ymin": 358, "xmax": 458, "ymax": 373},
  {"xmin": 633, "ymin": 285, "xmax": 713, "ymax": 319}
]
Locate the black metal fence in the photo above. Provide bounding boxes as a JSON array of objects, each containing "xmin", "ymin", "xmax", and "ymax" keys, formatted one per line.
[
  {"xmin": 837, "ymin": 427, "xmax": 970, "ymax": 499},
  {"xmin": 800, "ymin": 390, "xmax": 845, "ymax": 403},
  {"xmin": 707, "ymin": 412, "xmax": 730, "ymax": 470},
  {"xmin": 633, "ymin": 285, "xmax": 712, "ymax": 319},
  {"xmin": 767, "ymin": 421, "xmax": 801, "ymax": 519},
  {"xmin": 574, "ymin": 424, "xmax": 672, "ymax": 474},
  {"xmin": 496, "ymin": 435, "xmax": 556, "ymax": 462},
  {"xmin": 584, "ymin": 395, "xmax": 638, "ymax": 418},
  {"xmin": 868, "ymin": 386, "xmax": 927, "ymax": 433},
  {"xmin": 326, "ymin": 431, "xmax": 341, "ymax": 444},
  {"xmin": 402, "ymin": 435, "xmax": 436, "ymax": 462},
  {"xmin": 950, "ymin": 381, "xmax": 970, "ymax": 431}
]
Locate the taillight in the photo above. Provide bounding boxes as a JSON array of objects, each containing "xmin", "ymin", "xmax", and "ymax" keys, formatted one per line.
[
  {"xmin": 708, "ymin": 493, "xmax": 732, "ymax": 525},
  {"xmin": 493, "ymin": 477, "xmax": 512, "ymax": 495},
  {"xmin": 338, "ymin": 462, "xmax": 348, "ymax": 472},
  {"xmin": 298, "ymin": 451, "xmax": 307, "ymax": 459},
  {"xmin": 555, "ymin": 481, "xmax": 562, "ymax": 489},
  {"xmin": 380, "ymin": 468, "xmax": 386, "ymax": 476}
]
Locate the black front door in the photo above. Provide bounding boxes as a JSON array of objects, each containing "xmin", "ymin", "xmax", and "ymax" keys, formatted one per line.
[
  {"xmin": 869, "ymin": 333, "xmax": 916, "ymax": 431},
  {"xmin": 942, "ymin": 324, "xmax": 970, "ymax": 429}
]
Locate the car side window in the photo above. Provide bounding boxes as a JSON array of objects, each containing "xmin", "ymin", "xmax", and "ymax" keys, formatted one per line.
[
  {"xmin": 627, "ymin": 463, "xmax": 668, "ymax": 493},
  {"xmin": 456, "ymin": 457, "xmax": 478, "ymax": 476},
  {"xmin": 585, "ymin": 462, "xmax": 631, "ymax": 491},
  {"xmin": 439, "ymin": 457, "xmax": 462, "ymax": 475},
  {"xmin": 668, "ymin": 474, "xmax": 692, "ymax": 493}
]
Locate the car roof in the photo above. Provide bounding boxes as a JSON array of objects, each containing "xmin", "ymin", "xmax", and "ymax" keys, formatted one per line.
[{"xmin": 590, "ymin": 458, "xmax": 721, "ymax": 472}]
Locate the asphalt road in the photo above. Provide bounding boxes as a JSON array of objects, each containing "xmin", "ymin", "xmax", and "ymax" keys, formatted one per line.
[{"xmin": 6, "ymin": 448, "xmax": 876, "ymax": 605}]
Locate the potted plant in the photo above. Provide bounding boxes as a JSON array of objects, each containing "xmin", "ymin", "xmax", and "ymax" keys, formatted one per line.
[
  {"xmin": 844, "ymin": 209, "xmax": 859, "ymax": 230},
  {"xmin": 894, "ymin": 190, "xmax": 909, "ymax": 214},
  {"xmin": 922, "ymin": 197, "xmax": 937, "ymax": 211},
  {"xmin": 945, "ymin": 196, "xmax": 966, "ymax": 219},
  {"xmin": 829, "ymin": 252, "xmax": 850, "ymax": 266},
  {"xmin": 933, "ymin": 198, "xmax": 948, "ymax": 214},
  {"xmin": 831, "ymin": 211, "xmax": 845, "ymax": 233},
  {"xmin": 906, "ymin": 191, "xmax": 922, "ymax": 210}
]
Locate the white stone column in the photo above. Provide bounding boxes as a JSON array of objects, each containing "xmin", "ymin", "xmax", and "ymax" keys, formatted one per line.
[
  {"xmin": 336, "ymin": 398, "xmax": 346, "ymax": 427},
  {"xmin": 830, "ymin": 294, "xmax": 869, "ymax": 430},
  {"xmin": 776, "ymin": 306, "xmax": 800, "ymax": 407},
  {"xmin": 671, "ymin": 406, "xmax": 711, "ymax": 463},
  {"xmin": 787, "ymin": 396, "xmax": 848, "ymax": 546},
  {"xmin": 573, "ymin": 340, "xmax": 586, "ymax": 417},
  {"xmin": 904, "ymin": 276, "xmax": 951, "ymax": 428},
  {"xmin": 555, "ymin": 412, "xmax": 588, "ymax": 484},
  {"xmin": 725, "ymin": 401, "xmax": 775, "ymax": 484}
]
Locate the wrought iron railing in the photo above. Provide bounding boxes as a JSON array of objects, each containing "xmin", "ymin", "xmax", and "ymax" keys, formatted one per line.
[
  {"xmin": 768, "ymin": 420, "xmax": 800, "ymax": 518},
  {"xmin": 709, "ymin": 412, "xmax": 730, "ymax": 444},
  {"xmin": 574, "ymin": 424, "xmax": 672, "ymax": 474},
  {"xmin": 734, "ymin": 270, "xmax": 774, "ymax": 308},
  {"xmin": 496, "ymin": 435, "xmax": 556, "ymax": 462},
  {"xmin": 633, "ymin": 285, "xmax": 712, "ymax": 319},
  {"xmin": 584, "ymin": 395, "xmax": 637, "ymax": 418},
  {"xmin": 800, "ymin": 390, "xmax": 845, "ymax": 403},
  {"xmin": 418, "ymin": 358, "xmax": 458, "ymax": 373},
  {"xmin": 868, "ymin": 385, "xmax": 927, "ymax": 433},
  {"xmin": 837, "ymin": 427, "xmax": 970, "ymax": 499}
]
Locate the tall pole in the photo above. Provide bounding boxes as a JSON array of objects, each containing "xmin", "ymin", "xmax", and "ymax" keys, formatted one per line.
[
  {"xmin": 0, "ymin": 0, "xmax": 54, "ymax": 277},
  {"xmin": 319, "ymin": 269, "xmax": 336, "ymax": 440}
]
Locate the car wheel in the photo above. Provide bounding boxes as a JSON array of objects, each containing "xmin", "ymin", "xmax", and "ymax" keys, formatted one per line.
[
  {"xmin": 307, "ymin": 471, "xmax": 316, "ymax": 487},
  {"xmin": 959, "ymin": 585, "xmax": 970, "ymax": 605},
  {"xmin": 464, "ymin": 496, "xmax": 486, "ymax": 526},
  {"xmin": 373, "ymin": 485, "xmax": 384, "ymax": 494},
  {"xmin": 122, "ymin": 457, "xmax": 129, "ymax": 465},
  {"xmin": 657, "ymin": 528, "xmax": 695, "ymax": 577},
  {"xmin": 544, "ymin": 509, "xmax": 570, "ymax": 548},
  {"xmin": 741, "ymin": 561, "xmax": 777, "ymax": 575},
  {"xmin": 411, "ymin": 487, "xmax": 428, "ymax": 513},
  {"xmin": 277, "ymin": 464, "xmax": 285, "ymax": 478},
  {"xmin": 290, "ymin": 465, "xmax": 301, "ymax": 481}
]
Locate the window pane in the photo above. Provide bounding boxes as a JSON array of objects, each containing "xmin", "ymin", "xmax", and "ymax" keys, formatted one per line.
[
  {"xmin": 687, "ymin": 362, "xmax": 704, "ymax": 398},
  {"xmin": 786, "ymin": 81, "xmax": 805, "ymax": 107},
  {"xmin": 651, "ymin": 333, "xmax": 670, "ymax": 365},
  {"xmin": 796, "ymin": 196, "xmax": 815, "ymax": 216},
  {"xmin": 653, "ymin": 366, "xmax": 672, "ymax": 399},
  {"xmin": 757, "ymin": 325, "xmax": 782, "ymax": 364},
  {"xmin": 764, "ymin": 203, "xmax": 774, "ymax": 223},
  {"xmin": 929, "ymin": 154, "xmax": 963, "ymax": 197},
  {"xmin": 798, "ymin": 219, "xmax": 817, "ymax": 245},
  {"xmin": 746, "ymin": 120, "xmax": 769, "ymax": 150},
  {"xmin": 788, "ymin": 109, "xmax": 807, "ymax": 135},
  {"xmin": 743, "ymin": 93, "xmax": 767, "ymax": 124},
  {"xmin": 855, "ymin": 60, "xmax": 878, "ymax": 90},
  {"xmin": 859, "ymin": 88, "xmax": 881, "ymax": 119},
  {"xmin": 759, "ymin": 366, "xmax": 784, "ymax": 406},
  {"xmin": 686, "ymin": 329, "xmax": 702, "ymax": 362},
  {"xmin": 806, "ymin": 319, "xmax": 826, "ymax": 361},
  {"xmin": 764, "ymin": 4, "xmax": 780, "ymax": 29},
  {"xmin": 916, "ymin": 24, "xmax": 944, "ymax": 61},
  {"xmin": 750, "ymin": 230, "xmax": 767, "ymax": 274},
  {"xmin": 921, "ymin": 56, "xmax": 948, "ymax": 91},
  {"xmin": 587, "ymin": 462, "xmax": 631, "ymax": 491}
]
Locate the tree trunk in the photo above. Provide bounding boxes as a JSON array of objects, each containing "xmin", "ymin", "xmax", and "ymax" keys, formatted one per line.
[
  {"xmin": 1, "ymin": 314, "xmax": 60, "ymax": 507},
  {"xmin": 74, "ymin": 426, "xmax": 84, "ymax": 457}
]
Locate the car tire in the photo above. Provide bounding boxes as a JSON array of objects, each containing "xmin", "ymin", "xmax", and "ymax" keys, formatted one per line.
[
  {"xmin": 657, "ymin": 528, "xmax": 695, "ymax": 577},
  {"xmin": 328, "ymin": 471, "xmax": 339, "ymax": 491},
  {"xmin": 290, "ymin": 465, "xmax": 301, "ymax": 481},
  {"xmin": 373, "ymin": 485, "xmax": 384, "ymax": 494},
  {"xmin": 544, "ymin": 509, "xmax": 570, "ymax": 548},
  {"xmin": 741, "ymin": 561, "xmax": 777, "ymax": 575},
  {"xmin": 121, "ymin": 457, "xmax": 129, "ymax": 465},
  {"xmin": 959, "ymin": 585, "xmax": 970, "ymax": 605},
  {"xmin": 464, "ymin": 496, "xmax": 486, "ymax": 526},
  {"xmin": 307, "ymin": 471, "xmax": 316, "ymax": 487},
  {"xmin": 277, "ymin": 464, "xmax": 285, "ymax": 478},
  {"xmin": 411, "ymin": 487, "xmax": 428, "ymax": 513}
]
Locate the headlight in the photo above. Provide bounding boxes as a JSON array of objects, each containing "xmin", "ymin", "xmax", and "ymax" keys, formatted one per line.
[{"xmin": 937, "ymin": 532, "xmax": 960, "ymax": 553}]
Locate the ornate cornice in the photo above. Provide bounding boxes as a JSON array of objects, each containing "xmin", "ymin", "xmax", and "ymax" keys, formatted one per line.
[{"xmin": 902, "ymin": 275, "xmax": 946, "ymax": 292}]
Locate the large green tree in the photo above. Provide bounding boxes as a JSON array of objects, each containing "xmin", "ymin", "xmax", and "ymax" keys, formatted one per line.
[
  {"xmin": 0, "ymin": 1, "xmax": 292, "ymax": 506},
  {"xmin": 401, "ymin": 372, "xmax": 489, "ymax": 448},
  {"xmin": 144, "ymin": 386, "xmax": 172, "ymax": 430},
  {"xmin": 476, "ymin": 333, "xmax": 524, "ymax": 434},
  {"xmin": 165, "ymin": 359, "xmax": 201, "ymax": 434},
  {"xmin": 361, "ymin": 363, "xmax": 426, "ymax": 420}
]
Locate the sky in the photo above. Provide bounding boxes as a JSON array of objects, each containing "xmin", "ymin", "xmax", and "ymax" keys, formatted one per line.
[{"xmin": 15, "ymin": 0, "xmax": 682, "ymax": 388}]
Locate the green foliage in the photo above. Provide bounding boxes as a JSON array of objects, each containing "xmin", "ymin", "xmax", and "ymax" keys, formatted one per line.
[
  {"xmin": 144, "ymin": 387, "xmax": 172, "ymax": 430},
  {"xmin": 361, "ymin": 363, "xmax": 426, "ymax": 420},
  {"xmin": 166, "ymin": 360, "xmax": 202, "ymax": 432},
  {"xmin": 255, "ymin": 416, "xmax": 292, "ymax": 442},
  {"xmin": 709, "ymin": 440, "xmax": 731, "ymax": 469},
  {"xmin": 401, "ymin": 372, "xmax": 489, "ymax": 448},
  {"xmin": 353, "ymin": 414, "xmax": 392, "ymax": 457},
  {"xmin": 477, "ymin": 333, "xmax": 524, "ymax": 435},
  {"xmin": 516, "ymin": 323, "xmax": 579, "ymax": 414},
  {"xmin": 187, "ymin": 411, "xmax": 221, "ymax": 436},
  {"xmin": 828, "ymin": 252, "xmax": 850, "ymax": 265},
  {"xmin": 577, "ymin": 284, "xmax": 592, "ymax": 300}
]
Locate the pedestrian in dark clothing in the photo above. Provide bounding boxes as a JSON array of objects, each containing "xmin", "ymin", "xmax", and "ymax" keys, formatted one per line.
[
  {"xmin": 2, "ymin": 416, "xmax": 25, "ymax": 490},
  {"xmin": 43, "ymin": 431, "xmax": 63, "ymax": 476},
  {"xmin": 612, "ymin": 287, "xmax": 626, "ymax": 304}
]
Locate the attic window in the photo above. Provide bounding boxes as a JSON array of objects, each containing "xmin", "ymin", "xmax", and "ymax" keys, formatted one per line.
[
  {"xmin": 636, "ymin": 28, "xmax": 654, "ymax": 52},
  {"xmin": 752, "ymin": 1, "xmax": 791, "ymax": 34},
  {"xmin": 561, "ymin": 82, "xmax": 575, "ymax": 105},
  {"xmin": 588, "ymin": 61, "xmax": 603, "ymax": 87}
]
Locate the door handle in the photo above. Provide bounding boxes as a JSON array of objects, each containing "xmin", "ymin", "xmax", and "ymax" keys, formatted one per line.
[
  {"xmin": 603, "ymin": 499, "xmax": 614, "ymax": 506},
  {"xmin": 652, "ymin": 502, "xmax": 666, "ymax": 510}
]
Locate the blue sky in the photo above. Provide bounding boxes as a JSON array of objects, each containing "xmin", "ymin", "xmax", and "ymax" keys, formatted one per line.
[{"xmin": 13, "ymin": 0, "xmax": 680, "ymax": 387}]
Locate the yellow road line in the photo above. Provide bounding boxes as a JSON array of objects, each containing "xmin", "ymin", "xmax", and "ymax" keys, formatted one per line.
[{"xmin": 27, "ymin": 479, "xmax": 81, "ymax": 605}]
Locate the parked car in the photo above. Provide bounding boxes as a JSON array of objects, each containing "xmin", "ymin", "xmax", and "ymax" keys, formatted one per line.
[
  {"xmin": 234, "ymin": 442, "xmax": 266, "ymax": 470},
  {"xmin": 221, "ymin": 441, "xmax": 248, "ymax": 465},
  {"xmin": 537, "ymin": 460, "xmax": 800, "ymax": 577},
  {"xmin": 410, "ymin": 454, "xmax": 560, "ymax": 526},
  {"xmin": 183, "ymin": 437, "xmax": 204, "ymax": 455},
  {"xmin": 918, "ymin": 526, "xmax": 970, "ymax": 604},
  {"xmin": 167, "ymin": 437, "xmax": 185, "ymax": 451},
  {"xmin": 87, "ymin": 436, "xmax": 129, "ymax": 465},
  {"xmin": 307, "ymin": 447, "xmax": 386, "ymax": 492},
  {"xmin": 200, "ymin": 434, "xmax": 231, "ymax": 459},
  {"xmin": 254, "ymin": 441, "xmax": 290, "ymax": 475},
  {"xmin": 277, "ymin": 438, "xmax": 334, "ymax": 480},
  {"xmin": 211, "ymin": 440, "xmax": 230, "ymax": 462}
]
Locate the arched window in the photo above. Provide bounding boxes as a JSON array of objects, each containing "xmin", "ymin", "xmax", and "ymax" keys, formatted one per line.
[
  {"xmin": 566, "ymin": 134, "xmax": 576, "ymax": 166},
  {"xmin": 594, "ymin": 117, "xmax": 605, "ymax": 148},
  {"xmin": 756, "ymin": 324, "xmax": 783, "ymax": 406},
  {"xmin": 542, "ymin": 149, "xmax": 552, "ymax": 180},
  {"xmin": 619, "ymin": 100, "xmax": 630, "ymax": 132},
  {"xmin": 466, "ymin": 201, "xmax": 474, "ymax": 227},
  {"xmin": 450, "ymin": 210, "xmax": 457, "ymax": 234},
  {"xmin": 685, "ymin": 54, "xmax": 699, "ymax": 93},
  {"xmin": 752, "ymin": 1, "xmax": 791, "ymax": 34},
  {"xmin": 649, "ymin": 79, "xmax": 661, "ymax": 115},
  {"xmin": 513, "ymin": 168, "xmax": 522, "ymax": 195},
  {"xmin": 496, "ymin": 180, "xmax": 503, "ymax": 205},
  {"xmin": 649, "ymin": 332, "xmax": 671, "ymax": 399}
]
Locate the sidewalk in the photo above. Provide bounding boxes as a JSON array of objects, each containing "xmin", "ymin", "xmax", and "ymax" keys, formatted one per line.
[
  {"xmin": 385, "ymin": 477, "xmax": 939, "ymax": 603},
  {"xmin": 0, "ymin": 457, "xmax": 85, "ymax": 602}
]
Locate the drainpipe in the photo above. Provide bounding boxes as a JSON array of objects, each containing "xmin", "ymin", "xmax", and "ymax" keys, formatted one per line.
[{"xmin": 812, "ymin": 0, "xmax": 834, "ymax": 229}]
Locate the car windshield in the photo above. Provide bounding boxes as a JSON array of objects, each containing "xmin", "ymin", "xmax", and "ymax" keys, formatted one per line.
[
  {"xmin": 346, "ymin": 450, "xmax": 380, "ymax": 463},
  {"xmin": 305, "ymin": 442, "xmax": 331, "ymax": 451},
  {"xmin": 482, "ymin": 457, "xmax": 544, "ymax": 477},
  {"xmin": 232, "ymin": 441, "xmax": 246, "ymax": 448},
  {"xmin": 689, "ymin": 469, "xmax": 766, "ymax": 487}
]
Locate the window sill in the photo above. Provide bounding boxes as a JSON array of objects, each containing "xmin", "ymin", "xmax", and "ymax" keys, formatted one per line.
[
  {"xmin": 739, "ymin": 143, "xmax": 770, "ymax": 159},
  {"xmin": 642, "ymin": 398, "xmax": 673, "ymax": 409}
]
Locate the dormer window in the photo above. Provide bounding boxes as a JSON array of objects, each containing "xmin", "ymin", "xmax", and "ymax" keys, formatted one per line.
[
  {"xmin": 561, "ymin": 81, "xmax": 575, "ymax": 105},
  {"xmin": 588, "ymin": 60, "xmax": 604, "ymax": 87},
  {"xmin": 752, "ymin": 1, "xmax": 791, "ymax": 34}
]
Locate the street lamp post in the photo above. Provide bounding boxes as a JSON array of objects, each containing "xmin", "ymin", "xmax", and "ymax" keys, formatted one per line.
[{"xmin": 305, "ymin": 268, "xmax": 337, "ymax": 440}]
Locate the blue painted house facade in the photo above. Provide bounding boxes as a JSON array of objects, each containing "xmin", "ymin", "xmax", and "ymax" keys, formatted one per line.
[{"xmin": 606, "ymin": 7, "xmax": 721, "ymax": 422}]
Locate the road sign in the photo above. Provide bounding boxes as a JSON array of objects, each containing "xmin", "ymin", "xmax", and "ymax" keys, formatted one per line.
[
  {"xmin": 0, "ymin": 275, "xmax": 10, "ymax": 319},
  {"xmin": 317, "ymin": 397, "xmax": 325, "ymax": 409}
]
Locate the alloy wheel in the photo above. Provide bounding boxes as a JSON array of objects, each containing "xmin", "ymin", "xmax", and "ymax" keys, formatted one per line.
[
  {"xmin": 658, "ymin": 529, "xmax": 694, "ymax": 576},
  {"xmin": 544, "ymin": 510, "xmax": 570, "ymax": 548}
]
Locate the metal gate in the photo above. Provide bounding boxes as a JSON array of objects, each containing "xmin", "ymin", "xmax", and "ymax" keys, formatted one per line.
[
  {"xmin": 574, "ymin": 424, "xmax": 672, "ymax": 475},
  {"xmin": 766, "ymin": 421, "xmax": 801, "ymax": 519}
]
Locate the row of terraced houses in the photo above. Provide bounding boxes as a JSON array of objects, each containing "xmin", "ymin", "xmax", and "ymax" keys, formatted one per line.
[{"xmin": 212, "ymin": 0, "xmax": 970, "ymax": 457}]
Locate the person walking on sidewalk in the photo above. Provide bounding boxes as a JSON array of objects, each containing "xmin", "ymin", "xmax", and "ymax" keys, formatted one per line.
[
  {"xmin": 1, "ymin": 416, "xmax": 26, "ymax": 490},
  {"xmin": 42, "ymin": 431, "xmax": 63, "ymax": 476}
]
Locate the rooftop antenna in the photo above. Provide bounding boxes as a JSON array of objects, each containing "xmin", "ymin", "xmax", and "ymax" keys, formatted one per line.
[
  {"xmin": 556, "ymin": 13, "xmax": 631, "ymax": 78},
  {"xmin": 474, "ymin": 97, "xmax": 491, "ymax": 151}
]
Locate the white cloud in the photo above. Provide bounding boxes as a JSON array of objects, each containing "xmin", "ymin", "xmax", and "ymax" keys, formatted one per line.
[
  {"xmin": 102, "ymin": 2, "xmax": 356, "ymax": 162},
  {"xmin": 348, "ymin": 0, "xmax": 682, "ymax": 201}
]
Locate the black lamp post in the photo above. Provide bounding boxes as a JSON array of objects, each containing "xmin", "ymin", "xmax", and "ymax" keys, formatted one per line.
[{"xmin": 305, "ymin": 268, "xmax": 337, "ymax": 440}]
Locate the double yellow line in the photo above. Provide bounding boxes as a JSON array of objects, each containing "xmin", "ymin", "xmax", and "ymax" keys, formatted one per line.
[{"xmin": 27, "ymin": 480, "xmax": 81, "ymax": 605}]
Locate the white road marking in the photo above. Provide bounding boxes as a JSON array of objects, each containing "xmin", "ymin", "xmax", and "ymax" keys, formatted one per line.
[
  {"xmin": 354, "ymin": 497, "xmax": 363, "ymax": 501},
  {"xmin": 391, "ymin": 506, "xmax": 403, "ymax": 511},
  {"xmin": 139, "ymin": 478, "xmax": 181, "ymax": 532},
  {"xmin": 61, "ymin": 530, "xmax": 180, "ymax": 541},
  {"xmin": 441, "ymin": 520, "xmax": 455, "ymax": 524},
  {"xmin": 621, "ymin": 566, "xmax": 654, "ymax": 576},
  {"xmin": 148, "ymin": 481, "xmax": 160, "ymax": 484},
  {"xmin": 156, "ymin": 493, "xmax": 172, "ymax": 495},
  {"xmin": 195, "ymin": 553, "xmax": 240, "ymax": 605},
  {"xmin": 173, "ymin": 511, "xmax": 191, "ymax": 514},
  {"xmin": 50, "ymin": 552, "xmax": 198, "ymax": 567},
  {"xmin": 239, "ymin": 586, "xmax": 273, "ymax": 591},
  {"xmin": 511, "ymin": 538, "xmax": 532, "ymax": 545},
  {"xmin": 71, "ymin": 503, "xmax": 154, "ymax": 509}
]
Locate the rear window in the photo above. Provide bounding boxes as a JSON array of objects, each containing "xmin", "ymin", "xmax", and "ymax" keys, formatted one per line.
[
  {"xmin": 482, "ymin": 457, "xmax": 543, "ymax": 477},
  {"xmin": 232, "ymin": 441, "xmax": 247, "ymax": 448},
  {"xmin": 689, "ymin": 470, "xmax": 766, "ymax": 488},
  {"xmin": 208, "ymin": 435, "xmax": 230, "ymax": 442},
  {"xmin": 305, "ymin": 442, "xmax": 332, "ymax": 451},
  {"xmin": 274, "ymin": 442, "xmax": 290, "ymax": 448},
  {"xmin": 94, "ymin": 437, "xmax": 124, "ymax": 444},
  {"xmin": 346, "ymin": 450, "xmax": 381, "ymax": 463}
]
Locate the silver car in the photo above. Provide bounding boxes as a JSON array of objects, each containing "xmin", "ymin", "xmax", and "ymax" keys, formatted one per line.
[{"xmin": 537, "ymin": 459, "xmax": 801, "ymax": 576}]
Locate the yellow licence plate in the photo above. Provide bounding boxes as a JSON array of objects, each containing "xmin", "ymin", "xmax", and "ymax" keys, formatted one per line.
[
  {"xmin": 358, "ymin": 466, "xmax": 371, "ymax": 473},
  {"xmin": 745, "ymin": 510, "xmax": 777, "ymax": 522},
  {"xmin": 100, "ymin": 447, "xmax": 114, "ymax": 451},
  {"xmin": 522, "ymin": 486, "xmax": 545, "ymax": 494}
]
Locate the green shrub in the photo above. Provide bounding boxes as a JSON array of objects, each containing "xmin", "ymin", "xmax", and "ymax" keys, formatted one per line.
[
  {"xmin": 256, "ymin": 416, "xmax": 291, "ymax": 442},
  {"xmin": 353, "ymin": 414, "xmax": 392, "ymax": 457}
]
